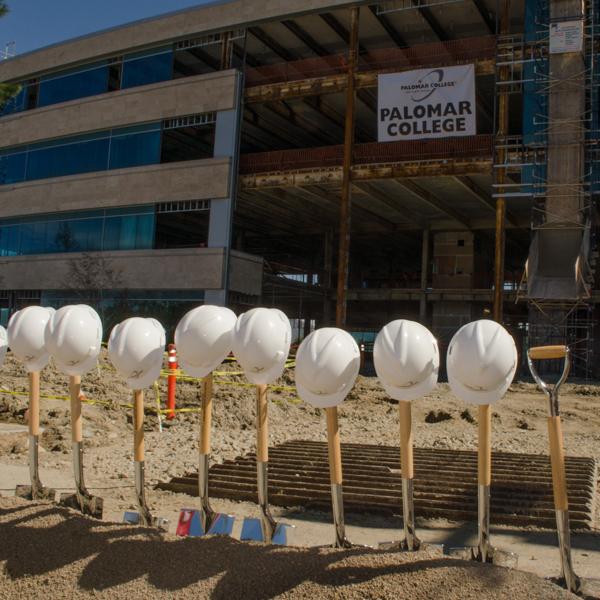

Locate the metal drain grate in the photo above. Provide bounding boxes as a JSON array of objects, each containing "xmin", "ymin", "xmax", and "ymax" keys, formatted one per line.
[{"xmin": 159, "ymin": 440, "xmax": 598, "ymax": 530}]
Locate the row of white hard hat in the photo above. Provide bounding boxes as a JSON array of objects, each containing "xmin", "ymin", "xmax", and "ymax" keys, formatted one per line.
[{"xmin": 3, "ymin": 304, "xmax": 518, "ymax": 407}]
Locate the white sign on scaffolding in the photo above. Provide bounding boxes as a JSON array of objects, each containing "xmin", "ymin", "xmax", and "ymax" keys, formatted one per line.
[
  {"xmin": 378, "ymin": 64, "xmax": 476, "ymax": 142},
  {"xmin": 549, "ymin": 20, "xmax": 584, "ymax": 54}
]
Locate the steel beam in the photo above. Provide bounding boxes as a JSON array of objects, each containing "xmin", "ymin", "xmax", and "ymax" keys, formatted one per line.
[
  {"xmin": 240, "ymin": 158, "xmax": 493, "ymax": 188},
  {"xmin": 336, "ymin": 7, "xmax": 360, "ymax": 328},
  {"xmin": 397, "ymin": 180, "xmax": 472, "ymax": 229},
  {"xmin": 245, "ymin": 58, "xmax": 496, "ymax": 103},
  {"xmin": 493, "ymin": 0, "xmax": 510, "ymax": 324},
  {"xmin": 281, "ymin": 19, "xmax": 329, "ymax": 56},
  {"xmin": 368, "ymin": 5, "xmax": 409, "ymax": 48},
  {"xmin": 454, "ymin": 176, "xmax": 520, "ymax": 228}
]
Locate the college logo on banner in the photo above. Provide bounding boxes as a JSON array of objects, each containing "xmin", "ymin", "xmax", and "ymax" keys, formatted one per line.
[{"xmin": 378, "ymin": 64, "xmax": 476, "ymax": 142}]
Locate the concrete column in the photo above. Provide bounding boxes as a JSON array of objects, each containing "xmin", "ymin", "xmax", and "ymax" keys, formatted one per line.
[
  {"xmin": 205, "ymin": 71, "xmax": 243, "ymax": 306},
  {"xmin": 419, "ymin": 228, "xmax": 430, "ymax": 324}
]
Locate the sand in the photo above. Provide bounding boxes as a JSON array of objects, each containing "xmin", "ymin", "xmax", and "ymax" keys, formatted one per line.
[
  {"xmin": 1, "ymin": 351, "xmax": 599, "ymax": 598},
  {"xmin": 0, "ymin": 497, "xmax": 578, "ymax": 600}
]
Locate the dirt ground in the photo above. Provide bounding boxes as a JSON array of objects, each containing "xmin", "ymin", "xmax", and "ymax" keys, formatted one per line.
[
  {"xmin": 1, "ymin": 350, "xmax": 599, "ymax": 598},
  {"xmin": 0, "ymin": 497, "xmax": 580, "ymax": 600}
]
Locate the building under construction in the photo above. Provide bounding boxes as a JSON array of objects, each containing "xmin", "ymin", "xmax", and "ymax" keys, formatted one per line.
[{"xmin": 0, "ymin": 0, "xmax": 598, "ymax": 376}]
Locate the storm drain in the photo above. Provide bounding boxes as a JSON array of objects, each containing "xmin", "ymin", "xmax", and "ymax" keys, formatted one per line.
[{"xmin": 159, "ymin": 440, "xmax": 598, "ymax": 530}]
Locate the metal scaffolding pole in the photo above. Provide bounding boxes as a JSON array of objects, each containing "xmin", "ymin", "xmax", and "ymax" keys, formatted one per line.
[
  {"xmin": 493, "ymin": 0, "xmax": 511, "ymax": 323},
  {"xmin": 335, "ymin": 7, "xmax": 360, "ymax": 328}
]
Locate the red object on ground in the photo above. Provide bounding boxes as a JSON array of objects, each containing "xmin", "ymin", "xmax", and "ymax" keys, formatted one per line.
[{"xmin": 167, "ymin": 343, "xmax": 177, "ymax": 420}]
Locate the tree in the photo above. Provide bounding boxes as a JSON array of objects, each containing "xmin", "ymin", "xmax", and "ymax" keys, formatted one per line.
[{"xmin": 0, "ymin": 2, "xmax": 20, "ymax": 110}]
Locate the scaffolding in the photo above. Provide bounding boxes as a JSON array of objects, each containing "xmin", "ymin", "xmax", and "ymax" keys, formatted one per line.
[{"xmin": 494, "ymin": 0, "xmax": 600, "ymax": 378}]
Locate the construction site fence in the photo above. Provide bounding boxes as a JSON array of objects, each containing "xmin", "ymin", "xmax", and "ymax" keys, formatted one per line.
[
  {"xmin": 239, "ymin": 134, "xmax": 494, "ymax": 174},
  {"xmin": 244, "ymin": 35, "xmax": 496, "ymax": 87}
]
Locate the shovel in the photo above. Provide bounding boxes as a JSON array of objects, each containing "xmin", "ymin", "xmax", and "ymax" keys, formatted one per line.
[
  {"xmin": 123, "ymin": 389, "xmax": 167, "ymax": 529},
  {"xmin": 15, "ymin": 372, "xmax": 55, "ymax": 501},
  {"xmin": 380, "ymin": 401, "xmax": 421, "ymax": 551},
  {"xmin": 527, "ymin": 345, "xmax": 581, "ymax": 594},
  {"xmin": 326, "ymin": 406, "xmax": 351, "ymax": 548},
  {"xmin": 194, "ymin": 373, "xmax": 234, "ymax": 535},
  {"xmin": 59, "ymin": 376, "xmax": 103, "ymax": 518},
  {"xmin": 240, "ymin": 384, "xmax": 290, "ymax": 544},
  {"xmin": 449, "ymin": 403, "xmax": 516, "ymax": 565}
]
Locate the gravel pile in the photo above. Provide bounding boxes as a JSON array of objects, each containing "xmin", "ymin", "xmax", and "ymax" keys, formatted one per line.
[{"xmin": 0, "ymin": 497, "xmax": 577, "ymax": 600}]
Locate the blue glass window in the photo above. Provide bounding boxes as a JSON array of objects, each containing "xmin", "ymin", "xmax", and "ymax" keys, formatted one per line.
[
  {"xmin": 38, "ymin": 62, "xmax": 110, "ymax": 107},
  {"xmin": 0, "ymin": 206, "xmax": 155, "ymax": 257},
  {"xmin": 109, "ymin": 124, "xmax": 162, "ymax": 170},
  {"xmin": 0, "ymin": 150, "xmax": 27, "ymax": 185},
  {"xmin": 122, "ymin": 48, "xmax": 173, "ymax": 89},
  {"xmin": 0, "ymin": 85, "xmax": 26, "ymax": 116},
  {"xmin": 26, "ymin": 133, "xmax": 110, "ymax": 181}
]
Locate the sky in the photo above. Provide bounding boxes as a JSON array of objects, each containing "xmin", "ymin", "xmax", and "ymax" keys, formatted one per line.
[{"xmin": 0, "ymin": 0, "xmax": 221, "ymax": 57}]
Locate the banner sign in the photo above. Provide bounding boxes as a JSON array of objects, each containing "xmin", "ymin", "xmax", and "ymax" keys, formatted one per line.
[{"xmin": 378, "ymin": 64, "xmax": 476, "ymax": 142}]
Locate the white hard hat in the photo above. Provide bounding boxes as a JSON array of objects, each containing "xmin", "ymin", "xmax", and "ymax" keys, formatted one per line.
[
  {"xmin": 175, "ymin": 305, "xmax": 237, "ymax": 377},
  {"xmin": 107, "ymin": 317, "xmax": 166, "ymax": 390},
  {"xmin": 7, "ymin": 306, "xmax": 54, "ymax": 372},
  {"xmin": 295, "ymin": 328, "xmax": 360, "ymax": 408},
  {"xmin": 45, "ymin": 305, "xmax": 103, "ymax": 376},
  {"xmin": 447, "ymin": 319, "xmax": 517, "ymax": 405},
  {"xmin": 374, "ymin": 320, "xmax": 439, "ymax": 402},
  {"xmin": 232, "ymin": 307, "xmax": 291, "ymax": 385},
  {"xmin": 0, "ymin": 325, "xmax": 7, "ymax": 366}
]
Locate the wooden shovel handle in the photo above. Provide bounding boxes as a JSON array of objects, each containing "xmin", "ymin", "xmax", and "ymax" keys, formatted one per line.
[
  {"xmin": 28, "ymin": 371, "xmax": 40, "ymax": 436},
  {"xmin": 548, "ymin": 416, "xmax": 569, "ymax": 511},
  {"xmin": 200, "ymin": 373, "xmax": 213, "ymax": 455},
  {"xmin": 70, "ymin": 375, "xmax": 82, "ymax": 444},
  {"xmin": 256, "ymin": 384, "xmax": 269, "ymax": 462},
  {"xmin": 529, "ymin": 345, "xmax": 568, "ymax": 360},
  {"xmin": 399, "ymin": 401, "xmax": 414, "ymax": 479},
  {"xmin": 133, "ymin": 390, "xmax": 145, "ymax": 462},
  {"xmin": 478, "ymin": 404, "xmax": 492, "ymax": 486},
  {"xmin": 326, "ymin": 407, "xmax": 343, "ymax": 485}
]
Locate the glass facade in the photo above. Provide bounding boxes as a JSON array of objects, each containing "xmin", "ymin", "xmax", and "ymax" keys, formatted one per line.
[
  {"xmin": 38, "ymin": 62, "xmax": 110, "ymax": 107},
  {"xmin": 0, "ymin": 123, "xmax": 162, "ymax": 185},
  {"xmin": 40, "ymin": 290, "xmax": 205, "ymax": 336},
  {"xmin": 0, "ymin": 206, "xmax": 155, "ymax": 256},
  {"xmin": 121, "ymin": 48, "xmax": 173, "ymax": 89},
  {"xmin": 0, "ymin": 47, "xmax": 175, "ymax": 117}
]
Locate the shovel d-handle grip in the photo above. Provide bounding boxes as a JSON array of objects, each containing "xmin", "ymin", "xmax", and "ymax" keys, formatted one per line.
[
  {"xmin": 256, "ymin": 384, "xmax": 269, "ymax": 463},
  {"xmin": 326, "ymin": 407, "xmax": 343, "ymax": 486},
  {"xmin": 70, "ymin": 375, "xmax": 83, "ymax": 444},
  {"xmin": 529, "ymin": 345, "xmax": 568, "ymax": 360},
  {"xmin": 29, "ymin": 372, "xmax": 41, "ymax": 437},
  {"xmin": 133, "ymin": 390, "xmax": 145, "ymax": 463},
  {"xmin": 478, "ymin": 404, "xmax": 492, "ymax": 487},
  {"xmin": 399, "ymin": 401, "xmax": 414, "ymax": 480},
  {"xmin": 200, "ymin": 373, "xmax": 213, "ymax": 456},
  {"xmin": 548, "ymin": 416, "xmax": 569, "ymax": 511}
]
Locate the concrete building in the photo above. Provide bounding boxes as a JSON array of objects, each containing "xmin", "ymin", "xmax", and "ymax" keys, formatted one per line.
[{"xmin": 0, "ymin": 0, "xmax": 597, "ymax": 375}]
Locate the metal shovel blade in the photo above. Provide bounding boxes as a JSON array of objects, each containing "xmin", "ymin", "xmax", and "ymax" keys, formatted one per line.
[
  {"xmin": 58, "ymin": 442, "xmax": 103, "ymax": 518},
  {"xmin": 122, "ymin": 510, "xmax": 169, "ymax": 530},
  {"xmin": 240, "ymin": 518, "xmax": 292, "ymax": 544},
  {"xmin": 176, "ymin": 508, "xmax": 235, "ymax": 537},
  {"xmin": 15, "ymin": 435, "xmax": 55, "ymax": 501},
  {"xmin": 59, "ymin": 492, "xmax": 103, "ymax": 518}
]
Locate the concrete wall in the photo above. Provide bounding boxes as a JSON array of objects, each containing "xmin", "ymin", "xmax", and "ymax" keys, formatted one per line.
[
  {"xmin": 0, "ymin": 248, "xmax": 226, "ymax": 290},
  {"xmin": 0, "ymin": 0, "xmax": 361, "ymax": 82},
  {"xmin": 0, "ymin": 70, "xmax": 239, "ymax": 148},
  {"xmin": 0, "ymin": 158, "xmax": 231, "ymax": 218},
  {"xmin": 0, "ymin": 247, "xmax": 264, "ymax": 295},
  {"xmin": 229, "ymin": 250, "xmax": 264, "ymax": 296}
]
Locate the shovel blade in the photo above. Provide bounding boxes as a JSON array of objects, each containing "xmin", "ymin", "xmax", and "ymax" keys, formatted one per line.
[
  {"xmin": 15, "ymin": 485, "xmax": 56, "ymax": 502},
  {"xmin": 240, "ymin": 517, "xmax": 292, "ymax": 545},
  {"xmin": 176, "ymin": 509, "xmax": 235, "ymax": 537},
  {"xmin": 122, "ymin": 511, "xmax": 169, "ymax": 530},
  {"xmin": 59, "ymin": 492, "xmax": 103, "ymax": 519}
]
